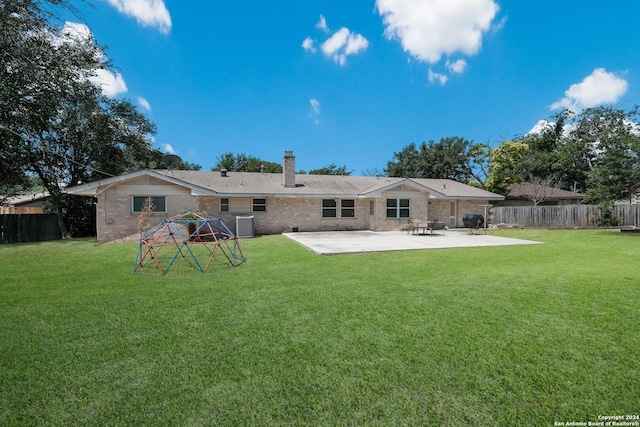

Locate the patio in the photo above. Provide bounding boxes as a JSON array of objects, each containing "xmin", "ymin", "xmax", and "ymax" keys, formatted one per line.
[{"xmin": 282, "ymin": 230, "xmax": 541, "ymax": 255}]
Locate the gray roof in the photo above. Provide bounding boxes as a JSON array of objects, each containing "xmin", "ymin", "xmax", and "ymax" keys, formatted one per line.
[
  {"xmin": 65, "ymin": 169, "xmax": 504, "ymax": 200},
  {"xmin": 506, "ymin": 183, "xmax": 584, "ymax": 200},
  {"xmin": 412, "ymin": 178, "xmax": 503, "ymax": 200},
  {"xmin": 1, "ymin": 192, "xmax": 50, "ymax": 206}
]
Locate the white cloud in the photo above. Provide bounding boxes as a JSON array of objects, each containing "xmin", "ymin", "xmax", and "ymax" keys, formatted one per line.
[
  {"xmin": 345, "ymin": 33, "xmax": 369, "ymax": 55},
  {"xmin": 56, "ymin": 22, "xmax": 128, "ymax": 97},
  {"xmin": 60, "ymin": 22, "xmax": 93, "ymax": 41},
  {"xmin": 310, "ymin": 98, "xmax": 320, "ymax": 115},
  {"xmin": 377, "ymin": 0, "xmax": 498, "ymax": 62},
  {"xmin": 89, "ymin": 69, "xmax": 128, "ymax": 97},
  {"xmin": 320, "ymin": 27, "xmax": 369, "ymax": 65},
  {"xmin": 321, "ymin": 28, "xmax": 350, "ymax": 57},
  {"xmin": 493, "ymin": 15, "xmax": 508, "ymax": 32},
  {"xmin": 316, "ymin": 14, "xmax": 329, "ymax": 33},
  {"xmin": 137, "ymin": 96, "xmax": 151, "ymax": 111},
  {"xmin": 428, "ymin": 68, "xmax": 448, "ymax": 85},
  {"xmin": 376, "ymin": 0, "xmax": 499, "ymax": 83},
  {"xmin": 309, "ymin": 99, "xmax": 321, "ymax": 124},
  {"xmin": 105, "ymin": 0, "xmax": 172, "ymax": 34},
  {"xmin": 528, "ymin": 119, "xmax": 575, "ymax": 138},
  {"xmin": 528, "ymin": 119, "xmax": 554, "ymax": 135},
  {"xmin": 447, "ymin": 59, "xmax": 467, "ymax": 74},
  {"xmin": 303, "ymin": 16, "xmax": 369, "ymax": 65},
  {"xmin": 161, "ymin": 143, "xmax": 176, "ymax": 154},
  {"xmin": 302, "ymin": 37, "xmax": 316, "ymax": 53},
  {"xmin": 551, "ymin": 68, "xmax": 629, "ymax": 112}
]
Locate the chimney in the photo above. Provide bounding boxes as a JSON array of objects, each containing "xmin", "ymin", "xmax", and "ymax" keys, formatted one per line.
[{"xmin": 283, "ymin": 150, "xmax": 295, "ymax": 188}]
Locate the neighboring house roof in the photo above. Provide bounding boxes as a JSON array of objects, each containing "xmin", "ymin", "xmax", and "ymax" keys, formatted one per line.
[
  {"xmin": 2, "ymin": 192, "xmax": 50, "ymax": 206},
  {"xmin": 506, "ymin": 183, "xmax": 584, "ymax": 200},
  {"xmin": 414, "ymin": 178, "xmax": 501, "ymax": 200},
  {"xmin": 65, "ymin": 170, "xmax": 505, "ymax": 200}
]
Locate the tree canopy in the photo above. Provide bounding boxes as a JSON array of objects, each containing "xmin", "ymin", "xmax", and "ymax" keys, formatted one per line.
[
  {"xmin": 0, "ymin": 0, "xmax": 169, "ymax": 236},
  {"xmin": 381, "ymin": 106, "xmax": 640, "ymax": 205},
  {"xmin": 512, "ymin": 106, "xmax": 640, "ymax": 205},
  {"xmin": 308, "ymin": 163, "xmax": 352, "ymax": 176},
  {"xmin": 212, "ymin": 153, "xmax": 283, "ymax": 173},
  {"xmin": 484, "ymin": 141, "xmax": 529, "ymax": 194},
  {"xmin": 385, "ymin": 137, "xmax": 488, "ymax": 185}
]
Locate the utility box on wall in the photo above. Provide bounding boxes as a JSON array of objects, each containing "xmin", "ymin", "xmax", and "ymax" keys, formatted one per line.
[{"xmin": 235, "ymin": 215, "xmax": 254, "ymax": 238}]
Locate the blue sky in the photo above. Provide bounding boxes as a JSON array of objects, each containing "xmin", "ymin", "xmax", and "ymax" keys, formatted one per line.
[{"xmin": 60, "ymin": 0, "xmax": 640, "ymax": 174}]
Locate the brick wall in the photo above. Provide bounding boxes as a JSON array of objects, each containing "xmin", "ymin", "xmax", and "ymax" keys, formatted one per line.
[
  {"xmin": 198, "ymin": 196, "xmax": 370, "ymax": 235},
  {"xmin": 424, "ymin": 199, "xmax": 490, "ymax": 228},
  {"xmin": 200, "ymin": 192, "xmax": 436, "ymax": 235},
  {"xmin": 97, "ymin": 184, "xmax": 196, "ymax": 243},
  {"xmin": 96, "ymin": 182, "xmax": 496, "ymax": 241}
]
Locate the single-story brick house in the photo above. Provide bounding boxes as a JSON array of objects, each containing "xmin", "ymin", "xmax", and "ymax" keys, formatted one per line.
[{"xmin": 65, "ymin": 151, "xmax": 504, "ymax": 243}]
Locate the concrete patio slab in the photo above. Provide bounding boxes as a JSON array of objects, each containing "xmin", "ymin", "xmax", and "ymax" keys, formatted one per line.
[{"xmin": 282, "ymin": 230, "xmax": 541, "ymax": 255}]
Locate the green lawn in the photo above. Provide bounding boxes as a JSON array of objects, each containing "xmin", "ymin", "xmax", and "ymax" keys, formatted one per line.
[{"xmin": 1, "ymin": 230, "xmax": 638, "ymax": 426}]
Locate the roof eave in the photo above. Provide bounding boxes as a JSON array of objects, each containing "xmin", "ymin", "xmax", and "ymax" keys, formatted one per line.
[
  {"xmin": 64, "ymin": 170, "xmax": 218, "ymax": 197},
  {"xmin": 446, "ymin": 196, "xmax": 505, "ymax": 201},
  {"xmin": 360, "ymin": 178, "xmax": 447, "ymax": 198},
  {"xmin": 217, "ymin": 192, "xmax": 363, "ymax": 198}
]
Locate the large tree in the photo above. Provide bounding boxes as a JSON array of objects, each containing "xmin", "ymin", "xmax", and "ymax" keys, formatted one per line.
[
  {"xmin": 515, "ymin": 106, "xmax": 640, "ymax": 203},
  {"xmin": 385, "ymin": 137, "xmax": 486, "ymax": 183},
  {"xmin": 519, "ymin": 112, "xmax": 567, "ymax": 185},
  {"xmin": 1, "ymin": 0, "xmax": 69, "ymax": 198},
  {"xmin": 575, "ymin": 106, "xmax": 640, "ymax": 204},
  {"xmin": 212, "ymin": 152, "xmax": 282, "ymax": 173},
  {"xmin": 484, "ymin": 141, "xmax": 529, "ymax": 194},
  {"xmin": 308, "ymin": 163, "xmax": 352, "ymax": 175},
  {"xmin": 1, "ymin": 0, "xmax": 161, "ymax": 236}
]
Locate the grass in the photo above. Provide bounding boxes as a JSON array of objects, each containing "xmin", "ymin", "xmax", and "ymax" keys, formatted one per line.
[{"xmin": 1, "ymin": 229, "xmax": 638, "ymax": 426}]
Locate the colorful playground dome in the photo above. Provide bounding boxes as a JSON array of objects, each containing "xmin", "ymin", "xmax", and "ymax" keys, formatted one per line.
[{"xmin": 134, "ymin": 212, "xmax": 245, "ymax": 274}]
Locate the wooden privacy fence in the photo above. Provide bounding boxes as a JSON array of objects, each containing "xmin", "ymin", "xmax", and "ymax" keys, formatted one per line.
[
  {"xmin": 490, "ymin": 205, "xmax": 640, "ymax": 228},
  {"xmin": 0, "ymin": 214, "xmax": 61, "ymax": 244},
  {"xmin": 614, "ymin": 204, "xmax": 640, "ymax": 227}
]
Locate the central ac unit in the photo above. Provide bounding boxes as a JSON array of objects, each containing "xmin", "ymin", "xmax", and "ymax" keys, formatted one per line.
[{"xmin": 235, "ymin": 215, "xmax": 255, "ymax": 238}]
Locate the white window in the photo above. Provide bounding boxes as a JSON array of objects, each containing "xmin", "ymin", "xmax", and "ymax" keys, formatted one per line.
[
  {"xmin": 386, "ymin": 198, "xmax": 410, "ymax": 218},
  {"xmin": 132, "ymin": 196, "xmax": 166, "ymax": 213},
  {"xmin": 341, "ymin": 199, "xmax": 355, "ymax": 218},
  {"xmin": 252, "ymin": 198, "xmax": 266, "ymax": 212},
  {"xmin": 322, "ymin": 199, "xmax": 356, "ymax": 218},
  {"xmin": 322, "ymin": 199, "xmax": 337, "ymax": 218}
]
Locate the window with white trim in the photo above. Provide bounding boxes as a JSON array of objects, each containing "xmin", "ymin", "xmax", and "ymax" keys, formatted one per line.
[
  {"xmin": 322, "ymin": 199, "xmax": 356, "ymax": 218},
  {"xmin": 386, "ymin": 198, "xmax": 410, "ymax": 218},
  {"xmin": 322, "ymin": 199, "xmax": 337, "ymax": 218},
  {"xmin": 252, "ymin": 198, "xmax": 266, "ymax": 212},
  {"xmin": 341, "ymin": 199, "xmax": 355, "ymax": 218},
  {"xmin": 132, "ymin": 196, "xmax": 166, "ymax": 213},
  {"xmin": 220, "ymin": 198, "xmax": 229, "ymax": 212}
]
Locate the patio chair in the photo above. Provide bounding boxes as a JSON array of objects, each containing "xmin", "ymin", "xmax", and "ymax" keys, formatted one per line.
[
  {"xmin": 406, "ymin": 219, "xmax": 417, "ymax": 235},
  {"xmin": 428, "ymin": 221, "xmax": 446, "ymax": 236}
]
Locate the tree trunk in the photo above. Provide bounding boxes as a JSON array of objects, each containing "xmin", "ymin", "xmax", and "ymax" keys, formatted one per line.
[{"xmin": 56, "ymin": 208, "xmax": 70, "ymax": 239}]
